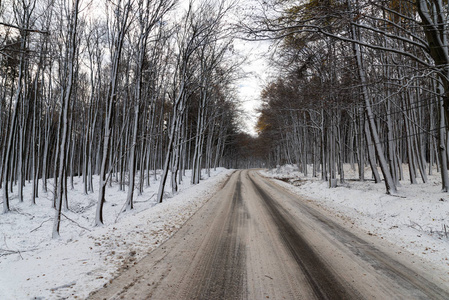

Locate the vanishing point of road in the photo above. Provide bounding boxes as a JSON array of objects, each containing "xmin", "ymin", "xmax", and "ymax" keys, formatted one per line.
[{"xmin": 91, "ymin": 170, "xmax": 449, "ymax": 299}]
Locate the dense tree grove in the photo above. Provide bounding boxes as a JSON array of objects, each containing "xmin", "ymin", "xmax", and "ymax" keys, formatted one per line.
[
  {"xmin": 2, "ymin": 0, "xmax": 449, "ymax": 236},
  {"xmin": 251, "ymin": 0, "xmax": 449, "ymax": 194},
  {"xmin": 0, "ymin": 0, "xmax": 245, "ymax": 235}
]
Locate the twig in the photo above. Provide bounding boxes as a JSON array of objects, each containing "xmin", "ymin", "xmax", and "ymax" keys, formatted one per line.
[
  {"xmin": 50, "ymin": 281, "xmax": 76, "ymax": 291},
  {"xmin": 389, "ymin": 194, "xmax": 407, "ymax": 199},
  {"xmin": 69, "ymin": 201, "xmax": 95, "ymax": 214},
  {"xmin": 0, "ymin": 249, "xmax": 20, "ymax": 257},
  {"xmin": 1, "ymin": 234, "xmax": 23, "ymax": 259},
  {"xmin": 61, "ymin": 213, "xmax": 91, "ymax": 232},
  {"xmin": 30, "ymin": 218, "xmax": 52, "ymax": 233},
  {"xmin": 0, "ymin": 248, "xmax": 35, "ymax": 259},
  {"xmin": 408, "ymin": 221, "xmax": 424, "ymax": 232},
  {"xmin": 134, "ymin": 193, "xmax": 156, "ymax": 203},
  {"xmin": 17, "ymin": 249, "xmax": 23, "ymax": 259},
  {"xmin": 11, "ymin": 207, "xmax": 34, "ymax": 219},
  {"xmin": 114, "ymin": 191, "xmax": 158, "ymax": 223},
  {"xmin": 115, "ymin": 200, "xmax": 129, "ymax": 224},
  {"xmin": 0, "ymin": 248, "xmax": 16, "ymax": 254}
]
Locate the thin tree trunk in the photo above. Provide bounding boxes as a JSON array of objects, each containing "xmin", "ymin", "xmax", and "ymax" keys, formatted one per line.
[{"xmin": 53, "ymin": 0, "xmax": 79, "ymax": 238}]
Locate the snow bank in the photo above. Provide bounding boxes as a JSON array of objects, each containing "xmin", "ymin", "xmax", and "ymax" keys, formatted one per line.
[
  {"xmin": 261, "ymin": 164, "xmax": 449, "ymax": 273},
  {"xmin": 0, "ymin": 168, "xmax": 233, "ymax": 299}
]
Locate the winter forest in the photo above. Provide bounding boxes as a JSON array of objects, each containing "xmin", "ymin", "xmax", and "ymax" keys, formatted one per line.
[
  {"xmin": 0, "ymin": 0, "xmax": 251, "ymax": 235},
  {"xmin": 252, "ymin": 0, "xmax": 449, "ymax": 195},
  {"xmin": 1, "ymin": 0, "xmax": 449, "ymax": 241},
  {"xmin": 1, "ymin": 0, "xmax": 449, "ymax": 297}
]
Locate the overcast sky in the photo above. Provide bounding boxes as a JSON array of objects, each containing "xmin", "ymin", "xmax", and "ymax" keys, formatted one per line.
[
  {"xmin": 177, "ymin": 0, "xmax": 274, "ymax": 136},
  {"xmin": 234, "ymin": 39, "xmax": 272, "ymax": 136},
  {"xmin": 87, "ymin": 0, "xmax": 272, "ymax": 136}
]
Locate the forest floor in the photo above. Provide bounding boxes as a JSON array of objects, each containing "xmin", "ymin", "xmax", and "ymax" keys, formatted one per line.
[
  {"xmin": 262, "ymin": 164, "xmax": 449, "ymax": 276},
  {"xmin": 0, "ymin": 168, "xmax": 233, "ymax": 299},
  {"xmin": 0, "ymin": 164, "xmax": 448, "ymax": 299}
]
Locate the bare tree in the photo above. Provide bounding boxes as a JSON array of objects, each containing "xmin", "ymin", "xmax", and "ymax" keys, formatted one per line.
[
  {"xmin": 95, "ymin": 0, "xmax": 133, "ymax": 226},
  {"xmin": 125, "ymin": 0, "xmax": 176, "ymax": 211},
  {"xmin": 53, "ymin": 0, "xmax": 80, "ymax": 238}
]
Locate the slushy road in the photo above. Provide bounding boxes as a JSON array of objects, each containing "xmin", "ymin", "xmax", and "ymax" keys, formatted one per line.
[{"xmin": 91, "ymin": 170, "xmax": 449, "ymax": 299}]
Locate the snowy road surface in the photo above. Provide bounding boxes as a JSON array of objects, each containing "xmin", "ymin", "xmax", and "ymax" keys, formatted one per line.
[{"xmin": 90, "ymin": 170, "xmax": 449, "ymax": 299}]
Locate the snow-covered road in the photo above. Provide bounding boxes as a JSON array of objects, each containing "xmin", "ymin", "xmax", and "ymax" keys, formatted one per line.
[
  {"xmin": 2, "ymin": 165, "xmax": 449, "ymax": 299},
  {"xmin": 91, "ymin": 170, "xmax": 449, "ymax": 299},
  {"xmin": 0, "ymin": 168, "xmax": 233, "ymax": 299},
  {"xmin": 262, "ymin": 164, "xmax": 449, "ymax": 273}
]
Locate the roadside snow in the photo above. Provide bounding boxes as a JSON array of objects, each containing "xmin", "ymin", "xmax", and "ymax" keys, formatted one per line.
[
  {"xmin": 0, "ymin": 168, "xmax": 233, "ymax": 299},
  {"xmin": 261, "ymin": 164, "xmax": 449, "ymax": 274}
]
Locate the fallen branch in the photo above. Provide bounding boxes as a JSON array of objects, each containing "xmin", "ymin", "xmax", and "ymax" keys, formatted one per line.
[
  {"xmin": 0, "ymin": 248, "xmax": 23, "ymax": 259},
  {"xmin": 11, "ymin": 207, "xmax": 34, "ymax": 219},
  {"xmin": 0, "ymin": 248, "xmax": 18, "ymax": 254},
  {"xmin": 69, "ymin": 200, "xmax": 96, "ymax": 214},
  {"xmin": 389, "ymin": 194, "xmax": 407, "ymax": 199},
  {"xmin": 0, "ymin": 248, "xmax": 37, "ymax": 259},
  {"xmin": 50, "ymin": 281, "xmax": 77, "ymax": 291},
  {"xmin": 134, "ymin": 193, "xmax": 157, "ymax": 203},
  {"xmin": 61, "ymin": 213, "xmax": 91, "ymax": 232},
  {"xmin": 30, "ymin": 218, "xmax": 52, "ymax": 233},
  {"xmin": 115, "ymin": 200, "xmax": 130, "ymax": 224},
  {"xmin": 408, "ymin": 221, "xmax": 424, "ymax": 232}
]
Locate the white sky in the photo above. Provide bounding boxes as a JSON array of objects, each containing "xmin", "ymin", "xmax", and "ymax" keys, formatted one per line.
[
  {"xmin": 176, "ymin": 0, "xmax": 273, "ymax": 136},
  {"xmin": 234, "ymin": 39, "xmax": 272, "ymax": 136},
  {"xmin": 228, "ymin": 0, "xmax": 275, "ymax": 136},
  {"xmin": 83, "ymin": 0, "xmax": 272, "ymax": 136}
]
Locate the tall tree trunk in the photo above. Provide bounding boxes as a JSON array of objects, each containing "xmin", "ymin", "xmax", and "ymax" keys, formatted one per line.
[
  {"xmin": 350, "ymin": 12, "xmax": 397, "ymax": 194},
  {"xmin": 2, "ymin": 34, "xmax": 26, "ymax": 213},
  {"xmin": 96, "ymin": 1, "xmax": 131, "ymax": 225},
  {"xmin": 53, "ymin": 0, "xmax": 79, "ymax": 238}
]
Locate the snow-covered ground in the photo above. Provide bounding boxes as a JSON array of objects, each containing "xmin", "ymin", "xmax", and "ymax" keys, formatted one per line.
[
  {"xmin": 261, "ymin": 164, "xmax": 449, "ymax": 275},
  {"xmin": 0, "ymin": 168, "xmax": 233, "ymax": 299},
  {"xmin": 2, "ymin": 164, "xmax": 448, "ymax": 299}
]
